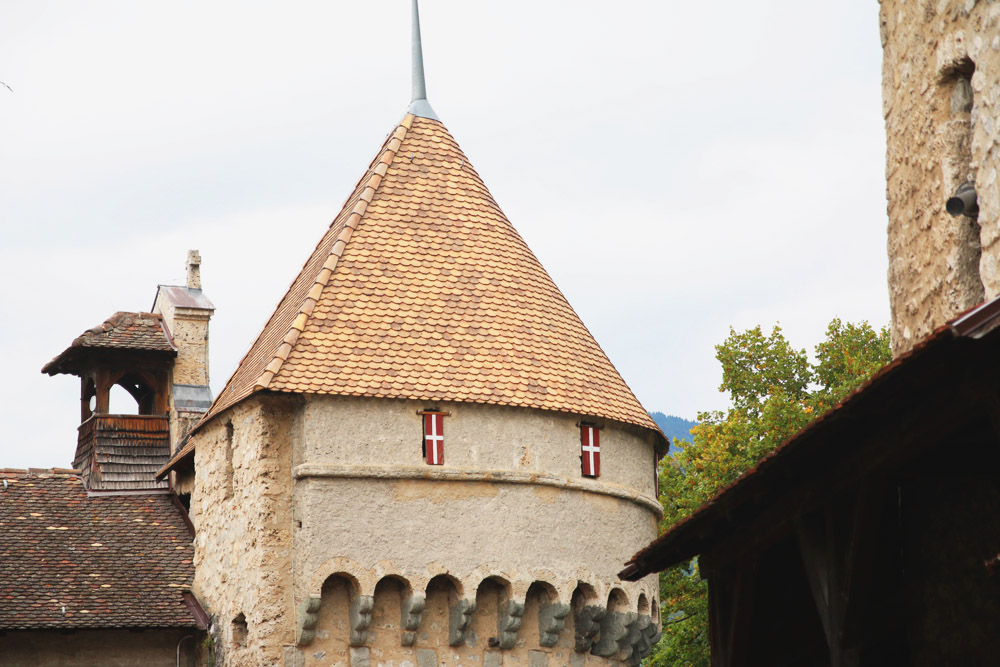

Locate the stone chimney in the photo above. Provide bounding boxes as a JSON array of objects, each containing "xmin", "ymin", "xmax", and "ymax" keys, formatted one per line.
[
  {"xmin": 186, "ymin": 249, "xmax": 202, "ymax": 290},
  {"xmin": 152, "ymin": 250, "xmax": 215, "ymax": 450}
]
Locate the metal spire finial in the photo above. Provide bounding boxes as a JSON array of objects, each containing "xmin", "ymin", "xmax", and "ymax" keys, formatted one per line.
[{"xmin": 408, "ymin": 0, "xmax": 439, "ymax": 120}]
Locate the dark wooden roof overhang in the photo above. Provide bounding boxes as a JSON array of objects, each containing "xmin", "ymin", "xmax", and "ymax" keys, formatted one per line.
[
  {"xmin": 620, "ymin": 295, "xmax": 1000, "ymax": 581},
  {"xmin": 42, "ymin": 312, "xmax": 177, "ymax": 377}
]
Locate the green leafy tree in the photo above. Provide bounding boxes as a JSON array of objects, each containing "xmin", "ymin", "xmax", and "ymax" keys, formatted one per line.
[{"xmin": 646, "ymin": 320, "xmax": 890, "ymax": 666}]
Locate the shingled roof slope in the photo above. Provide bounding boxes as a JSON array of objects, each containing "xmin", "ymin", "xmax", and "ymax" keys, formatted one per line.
[
  {"xmin": 43, "ymin": 312, "xmax": 176, "ymax": 375},
  {"xmin": 199, "ymin": 113, "xmax": 657, "ymax": 433},
  {"xmin": 0, "ymin": 470, "xmax": 196, "ymax": 629}
]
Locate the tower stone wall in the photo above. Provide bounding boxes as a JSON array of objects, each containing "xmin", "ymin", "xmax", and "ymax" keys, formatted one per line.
[
  {"xmin": 188, "ymin": 394, "xmax": 661, "ymax": 666},
  {"xmin": 881, "ymin": 0, "xmax": 1000, "ymax": 353}
]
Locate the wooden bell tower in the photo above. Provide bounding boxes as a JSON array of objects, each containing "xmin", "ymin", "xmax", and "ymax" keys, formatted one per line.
[{"xmin": 42, "ymin": 312, "xmax": 177, "ymax": 491}]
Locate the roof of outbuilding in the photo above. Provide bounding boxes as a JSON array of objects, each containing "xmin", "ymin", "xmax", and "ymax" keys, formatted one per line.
[
  {"xmin": 194, "ymin": 113, "xmax": 658, "ymax": 436},
  {"xmin": 42, "ymin": 312, "xmax": 176, "ymax": 375},
  {"xmin": 619, "ymin": 295, "xmax": 1000, "ymax": 581},
  {"xmin": 0, "ymin": 469, "xmax": 197, "ymax": 629}
]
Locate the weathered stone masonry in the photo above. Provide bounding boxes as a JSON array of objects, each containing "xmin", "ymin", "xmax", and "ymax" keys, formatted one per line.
[
  {"xmin": 188, "ymin": 395, "xmax": 661, "ymax": 666},
  {"xmin": 881, "ymin": 0, "xmax": 1000, "ymax": 353}
]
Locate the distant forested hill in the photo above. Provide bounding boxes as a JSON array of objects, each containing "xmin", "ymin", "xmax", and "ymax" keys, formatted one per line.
[{"xmin": 649, "ymin": 412, "xmax": 697, "ymax": 453}]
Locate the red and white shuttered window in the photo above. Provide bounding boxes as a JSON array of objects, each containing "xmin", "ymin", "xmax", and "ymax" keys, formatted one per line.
[
  {"xmin": 581, "ymin": 424, "xmax": 601, "ymax": 477},
  {"xmin": 422, "ymin": 412, "xmax": 445, "ymax": 465}
]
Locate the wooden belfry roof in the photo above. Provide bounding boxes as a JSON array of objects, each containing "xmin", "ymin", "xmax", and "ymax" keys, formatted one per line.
[
  {"xmin": 200, "ymin": 113, "xmax": 656, "ymax": 433},
  {"xmin": 42, "ymin": 312, "xmax": 176, "ymax": 376}
]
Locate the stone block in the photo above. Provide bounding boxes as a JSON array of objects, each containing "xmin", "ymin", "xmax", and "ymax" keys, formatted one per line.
[
  {"xmin": 349, "ymin": 646, "xmax": 370, "ymax": 667},
  {"xmin": 282, "ymin": 647, "xmax": 305, "ymax": 667},
  {"xmin": 484, "ymin": 651, "xmax": 503, "ymax": 667},
  {"xmin": 528, "ymin": 650, "xmax": 549, "ymax": 667},
  {"xmin": 417, "ymin": 648, "xmax": 438, "ymax": 667}
]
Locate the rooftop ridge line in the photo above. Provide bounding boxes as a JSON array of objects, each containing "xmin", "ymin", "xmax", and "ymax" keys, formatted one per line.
[{"xmin": 254, "ymin": 116, "xmax": 413, "ymax": 391}]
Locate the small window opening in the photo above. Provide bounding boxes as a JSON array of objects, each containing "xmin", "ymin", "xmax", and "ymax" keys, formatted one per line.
[
  {"xmin": 231, "ymin": 613, "xmax": 248, "ymax": 646},
  {"xmin": 224, "ymin": 421, "xmax": 235, "ymax": 499},
  {"xmin": 941, "ymin": 57, "xmax": 984, "ymax": 299}
]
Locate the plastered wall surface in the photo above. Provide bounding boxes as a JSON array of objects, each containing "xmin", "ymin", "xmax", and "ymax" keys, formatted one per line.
[
  {"xmin": 189, "ymin": 394, "xmax": 662, "ymax": 666},
  {"xmin": 293, "ymin": 396, "xmax": 659, "ymax": 594},
  {"xmin": 881, "ymin": 0, "xmax": 1000, "ymax": 353},
  {"xmin": 295, "ymin": 396, "xmax": 659, "ymax": 497}
]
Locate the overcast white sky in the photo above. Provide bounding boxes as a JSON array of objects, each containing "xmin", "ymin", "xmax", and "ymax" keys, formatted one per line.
[{"xmin": 1, "ymin": 1, "xmax": 889, "ymax": 469}]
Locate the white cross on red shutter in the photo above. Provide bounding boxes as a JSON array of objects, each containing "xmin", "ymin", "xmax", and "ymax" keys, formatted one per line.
[
  {"xmin": 423, "ymin": 413, "xmax": 444, "ymax": 465},
  {"xmin": 581, "ymin": 425, "xmax": 600, "ymax": 477}
]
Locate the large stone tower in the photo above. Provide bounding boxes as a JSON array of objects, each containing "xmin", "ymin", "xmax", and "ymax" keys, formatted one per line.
[
  {"xmin": 880, "ymin": 0, "xmax": 1000, "ymax": 353},
  {"xmin": 158, "ymin": 5, "xmax": 665, "ymax": 666}
]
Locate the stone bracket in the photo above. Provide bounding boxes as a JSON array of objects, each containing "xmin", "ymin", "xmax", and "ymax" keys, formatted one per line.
[
  {"xmin": 401, "ymin": 594, "xmax": 426, "ymax": 646},
  {"xmin": 497, "ymin": 599, "xmax": 525, "ymax": 650},
  {"xmin": 645, "ymin": 619, "xmax": 662, "ymax": 657},
  {"xmin": 296, "ymin": 593, "xmax": 322, "ymax": 646},
  {"xmin": 629, "ymin": 615, "xmax": 660, "ymax": 665},
  {"xmin": 591, "ymin": 610, "xmax": 630, "ymax": 657},
  {"xmin": 538, "ymin": 602, "xmax": 570, "ymax": 647},
  {"xmin": 449, "ymin": 599, "xmax": 476, "ymax": 646},
  {"xmin": 349, "ymin": 595, "xmax": 374, "ymax": 646},
  {"xmin": 618, "ymin": 613, "xmax": 641, "ymax": 665},
  {"xmin": 573, "ymin": 605, "xmax": 606, "ymax": 653}
]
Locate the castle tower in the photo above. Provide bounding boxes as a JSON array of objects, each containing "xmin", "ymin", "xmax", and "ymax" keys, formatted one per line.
[
  {"xmin": 880, "ymin": 1, "xmax": 1000, "ymax": 354},
  {"xmin": 158, "ymin": 4, "xmax": 666, "ymax": 665}
]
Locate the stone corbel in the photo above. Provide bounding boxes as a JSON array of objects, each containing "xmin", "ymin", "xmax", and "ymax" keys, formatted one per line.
[
  {"xmin": 538, "ymin": 602, "xmax": 570, "ymax": 648},
  {"xmin": 400, "ymin": 594, "xmax": 426, "ymax": 646},
  {"xmin": 618, "ymin": 613, "xmax": 642, "ymax": 665},
  {"xmin": 573, "ymin": 605, "xmax": 606, "ymax": 653},
  {"xmin": 591, "ymin": 611, "xmax": 630, "ymax": 657},
  {"xmin": 629, "ymin": 615, "xmax": 659, "ymax": 665},
  {"xmin": 448, "ymin": 599, "xmax": 476, "ymax": 646},
  {"xmin": 497, "ymin": 598, "xmax": 525, "ymax": 650},
  {"xmin": 296, "ymin": 594, "xmax": 322, "ymax": 646},
  {"xmin": 643, "ymin": 618, "xmax": 662, "ymax": 655},
  {"xmin": 349, "ymin": 595, "xmax": 374, "ymax": 646}
]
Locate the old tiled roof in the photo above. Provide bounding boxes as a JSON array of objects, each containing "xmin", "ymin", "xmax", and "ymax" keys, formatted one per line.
[
  {"xmin": 42, "ymin": 312, "xmax": 176, "ymax": 375},
  {"xmin": 0, "ymin": 469, "xmax": 197, "ymax": 629},
  {"xmin": 197, "ymin": 113, "xmax": 657, "ymax": 436}
]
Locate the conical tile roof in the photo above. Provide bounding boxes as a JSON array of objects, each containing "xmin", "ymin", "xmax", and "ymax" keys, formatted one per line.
[{"xmin": 202, "ymin": 114, "xmax": 657, "ymax": 432}]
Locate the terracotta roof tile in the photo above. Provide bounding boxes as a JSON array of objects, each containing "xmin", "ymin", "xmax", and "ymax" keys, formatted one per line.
[
  {"xmin": 0, "ymin": 470, "xmax": 196, "ymax": 629},
  {"xmin": 196, "ymin": 114, "xmax": 657, "ymax": 437},
  {"xmin": 42, "ymin": 312, "xmax": 176, "ymax": 376}
]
